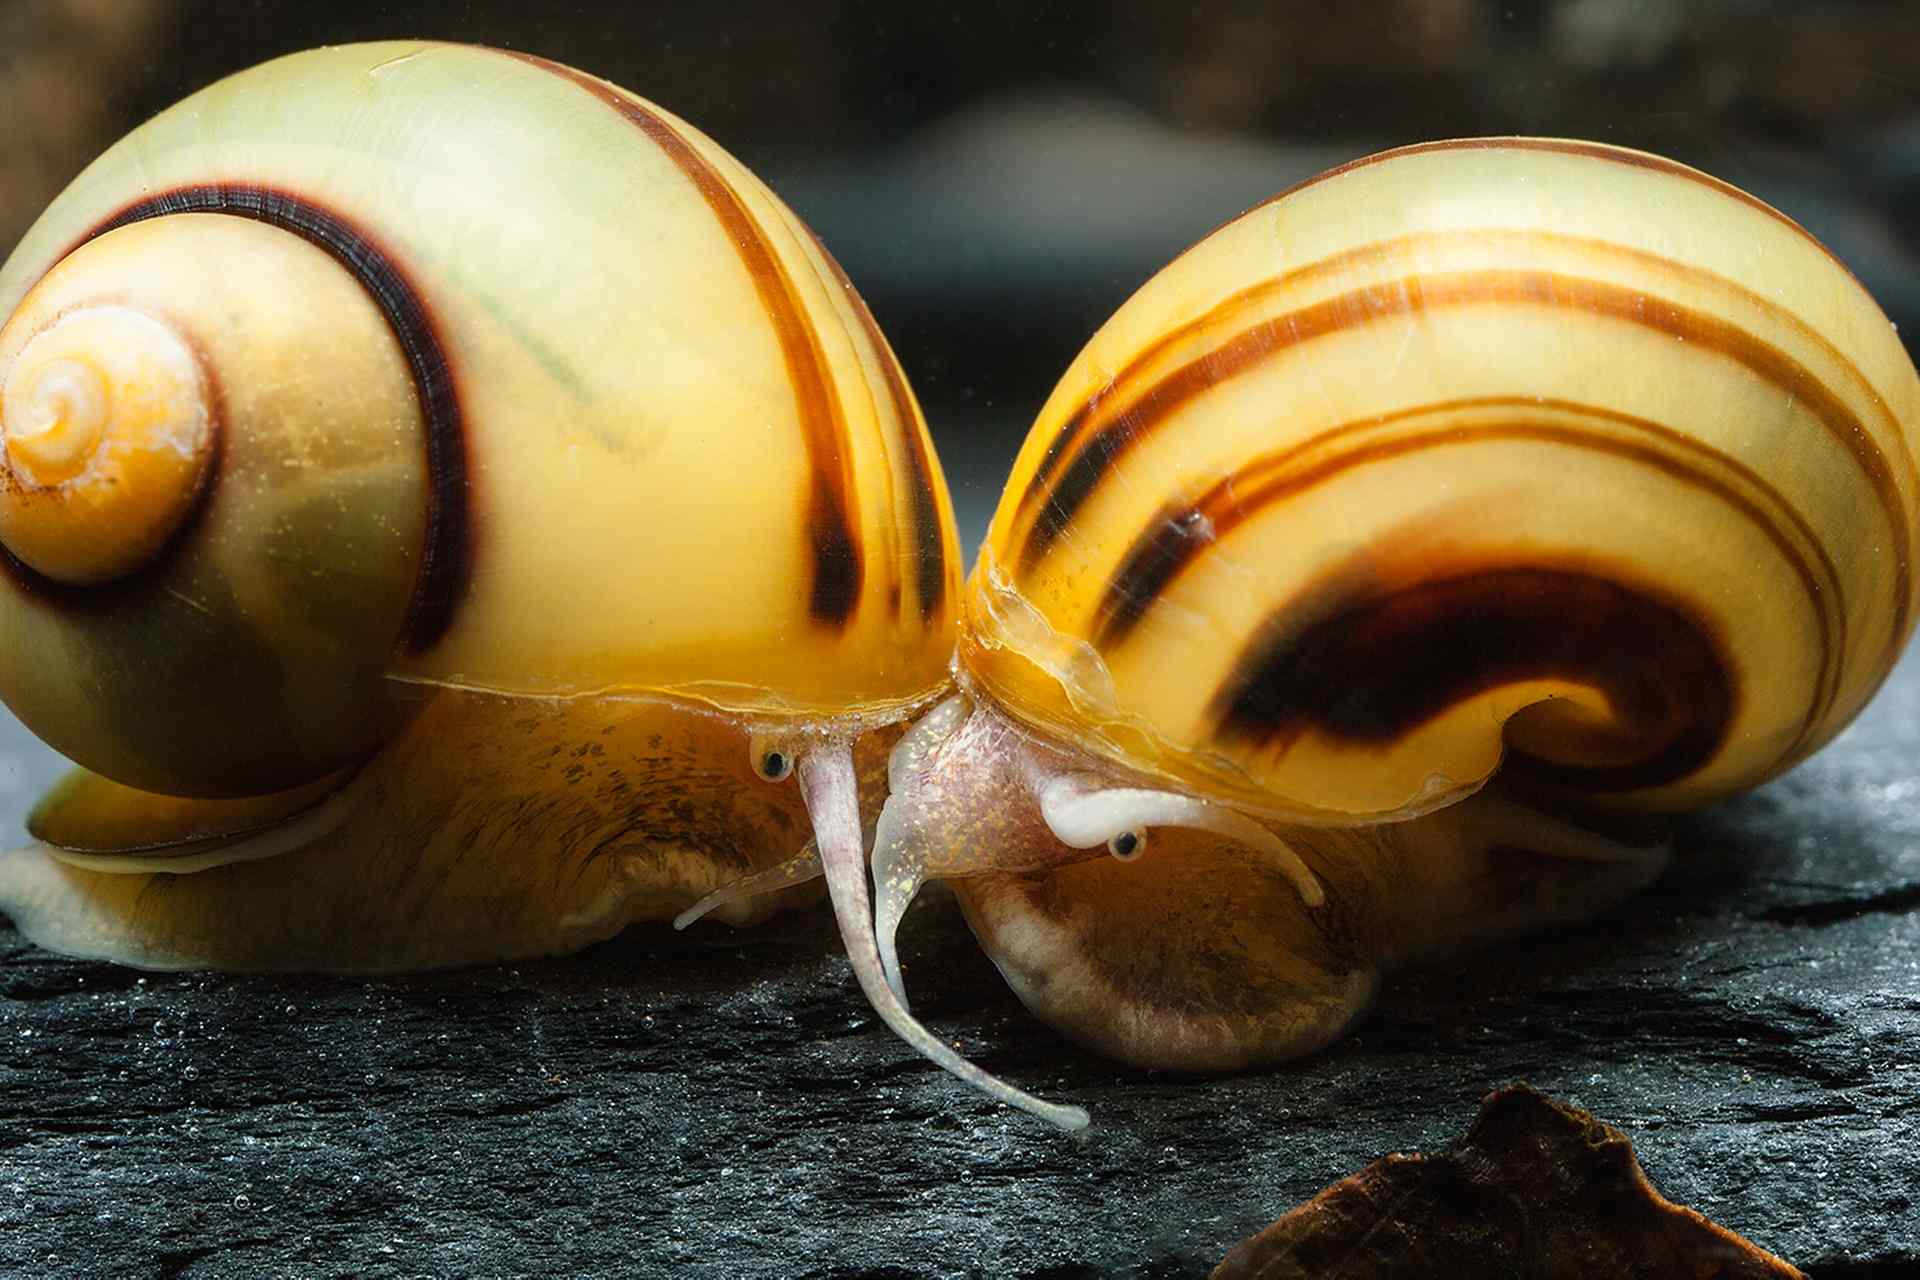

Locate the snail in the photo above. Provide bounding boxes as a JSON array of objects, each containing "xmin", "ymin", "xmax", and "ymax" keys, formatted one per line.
[
  {"xmin": 0, "ymin": 37, "xmax": 969, "ymax": 1070},
  {"xmin": 688, "ymin": 138, "xmax": 1920, "ymax": 1130}
]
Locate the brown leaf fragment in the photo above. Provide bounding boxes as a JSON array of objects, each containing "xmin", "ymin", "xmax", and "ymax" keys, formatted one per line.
[{"xmin": 1212, "ymin": 1083, "xmax": 1805, "ymax": 1280}]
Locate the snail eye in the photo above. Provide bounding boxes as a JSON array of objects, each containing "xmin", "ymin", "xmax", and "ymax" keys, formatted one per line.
[
  {"xmin": 755, "ymin": 749, "xmax": 794, "ymax": 783},
  {"xmin": 1107, "ymin": 829, "xmax": 1146, "ymax": 861}
]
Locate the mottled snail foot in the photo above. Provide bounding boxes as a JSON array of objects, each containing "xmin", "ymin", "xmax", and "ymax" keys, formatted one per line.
[
  {"xmin": 800, "ymin": 741, "xmax": 1091, "ymax": 1132},
  {"xmin": 673, "ymin": 840, "xmax": 822, "ymax": 931},
  {"xmin": 950, "ymin": 826, "xmax": 1376, "ymax": 1073},
  {"xmin": 0, "ymin": 691, "xmax": 833, "ymax": 973}
]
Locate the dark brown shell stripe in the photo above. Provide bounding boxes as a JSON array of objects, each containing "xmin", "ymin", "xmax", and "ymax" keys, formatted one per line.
[
  {"xmin": 1012, "ymin": 235, "xmax": 1914, "ymax": 678},
  {"xmin": 1091, "ymin": 397, "xmax": 1841, "ymax": 769},
  {"xmin": 507, "ymin": 51, "xmax": 866, "ymax": 627},
  {"xmin": 64, "ymin": 184, "xmax": 469, "ymax": 655},
  {"xmin": 1211, "ymin": 564, "xmax": 1734, "ymax": 793},
  {"xmin": 751, "ymin": 183, "xmax": 948, "ymax": 626},
  {"xmin": 738, "ymin": 186, "xmax": 906, "ymax": 616},
  {"xmin": 800, "ymin": 228, "xmax": 950, "ymax": 624}
]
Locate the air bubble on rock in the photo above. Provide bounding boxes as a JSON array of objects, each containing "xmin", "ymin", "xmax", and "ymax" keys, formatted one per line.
[
  {"xmin": 183, "ymin": 1066, "xmax": 199, "ymax": 1081},
  {"xmin": 233, "ymin": 1193, "xmax": 251, "ymax": 1210}
]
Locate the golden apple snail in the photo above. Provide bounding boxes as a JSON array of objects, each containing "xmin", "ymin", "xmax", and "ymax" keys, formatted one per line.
[
  {"xmin": 693, "ymin": 138, "xmax": 1920, "ymax": 1130},
  {"xmin": 0, "ymin": 42, "xmax": 964, "ymax": 1051}
]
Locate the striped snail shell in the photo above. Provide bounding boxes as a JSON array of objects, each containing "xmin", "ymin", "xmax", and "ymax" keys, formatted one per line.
[
  {"xmin": 698, "ymin": 139, "xmax": 1920, "ymax": 1131},
  {"xmin": 0, "ymin": 43, "xmax": 960, "ymax": 974}
]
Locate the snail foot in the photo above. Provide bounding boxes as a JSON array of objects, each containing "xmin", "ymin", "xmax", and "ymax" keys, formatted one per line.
[{"xmin": 951, "ymin": 828, "xmax": 1376, "ymax": 1073}]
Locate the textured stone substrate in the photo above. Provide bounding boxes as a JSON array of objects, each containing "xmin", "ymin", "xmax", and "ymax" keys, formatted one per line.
[{"xmin": 1, "ymin": 654, "xmax": 1916, "ymax": 1278}]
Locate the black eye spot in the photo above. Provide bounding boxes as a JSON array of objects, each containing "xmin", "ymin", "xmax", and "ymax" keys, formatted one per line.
[
  {"xmin": 758, "ymin": 750, "xmax": 793, "ymax": 782},
  {"xmin": 1107, "ymin": 829, "xmax": 1144, "ymax": 860}
]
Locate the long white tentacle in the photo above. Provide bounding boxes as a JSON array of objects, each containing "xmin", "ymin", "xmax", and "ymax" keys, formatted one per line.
[
  {"xmin": 868, "ymin": 796, "xmax": 927, "ymax": 1009},
  {"xmin": 1038, "ymin": 775, "xmax": 1325, "ymax": 908},
  {"xmin": 801, "ymin": 742, "xmax": 1090, "ymax": 1133}
]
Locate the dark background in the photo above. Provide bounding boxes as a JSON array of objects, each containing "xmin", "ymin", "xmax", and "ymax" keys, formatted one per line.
[{"xmin": 2, "ymin": 3, "xmax": 1918, "ymax": 1277}]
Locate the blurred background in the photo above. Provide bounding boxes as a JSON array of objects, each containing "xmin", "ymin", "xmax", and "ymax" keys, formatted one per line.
[{"xmin": 1, "ymin": 0, "xmax": 1917, "ymax": 539}]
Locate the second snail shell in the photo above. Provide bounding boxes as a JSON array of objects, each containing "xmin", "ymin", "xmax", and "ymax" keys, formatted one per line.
[
  {"xmin": 973, "ymin": 139, "xmax": 1917, "ymax": 819},
  {"xmin": 711, "ymin": 139, "xmax": 1917, "ymax": 1129}
]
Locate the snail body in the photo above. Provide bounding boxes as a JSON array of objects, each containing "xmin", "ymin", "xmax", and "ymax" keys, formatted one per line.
[
  {"xmin": 0, "ymin": 45, "xmax": 959, "ymax": 973},
  {"xmin": 694, "ymin": 140, "xmax": 1920, "ymax": 1129}
]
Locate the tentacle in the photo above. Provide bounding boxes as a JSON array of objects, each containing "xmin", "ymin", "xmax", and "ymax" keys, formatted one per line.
[
  {"xmin": 1447, "ymin": 792, "xmax": 1673, "ymax": 865},
  {"xmin": 1037, "ymin": 774, "xmax": 1325, "ymax": 908},
  {"xmin": 673, "ymin": 840, "xmax": 821, "ymax": 930},
  {"xmin": 887, "ymin": 694, "xmax": 970, "ymax": 789},
  {"xmin": 869, "ymin": 797, "xmax": 929, "ymax": 1008},
  {"xmin": 799, "ymin": 742, "xmax": 1090, "ymax": 1132}
]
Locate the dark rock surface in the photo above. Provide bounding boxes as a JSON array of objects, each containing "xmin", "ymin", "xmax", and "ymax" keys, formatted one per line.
[{"xmin": 1, "ymin": 651, "xmax": 1917, "ymax": 1279}]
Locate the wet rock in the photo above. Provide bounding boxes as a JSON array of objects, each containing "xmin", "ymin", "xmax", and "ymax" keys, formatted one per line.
[{"xmin": 2, "ymin": 654, "xmax": 1916, "ymax": 1276}]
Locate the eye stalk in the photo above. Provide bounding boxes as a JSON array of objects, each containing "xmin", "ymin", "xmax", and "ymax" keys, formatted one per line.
[{"xmin": 1037, "ymin": 774, "xmax": 1325, "ymax": 908}]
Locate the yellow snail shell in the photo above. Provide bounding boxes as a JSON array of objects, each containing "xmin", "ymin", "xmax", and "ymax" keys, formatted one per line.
[
  {"xmin": 0, "ymin": 45, "xmax": 961, "ymax": 989},
  {"xmin": 696, "ymin": 139, "xmax": 1920, "ymax": 1130}
]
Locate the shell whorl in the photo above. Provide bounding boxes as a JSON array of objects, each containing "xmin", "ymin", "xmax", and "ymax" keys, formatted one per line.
[
  {"xmin": 0, "ymin": 42, "xmax": 963, "ymax": 801},
  {"xmin": 963, "ymin": 138, "xmax": 1920, "ymax": 822}
]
